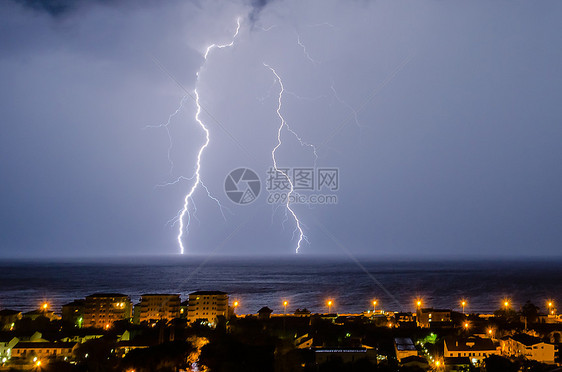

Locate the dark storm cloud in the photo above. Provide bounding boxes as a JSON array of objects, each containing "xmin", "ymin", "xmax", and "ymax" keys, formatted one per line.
[{"xmin": 11, "ymin": 0, "xmax": 109, "ymax": 16}]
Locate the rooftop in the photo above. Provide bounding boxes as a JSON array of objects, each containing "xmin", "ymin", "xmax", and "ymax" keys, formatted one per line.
[
  {"xmin": 510, "ymin": 333, "xmax": 543, "ymax": 346},
  {"xmin": 445, "ymin": 336, "xmax": 496, "ymax": 351},
  {"xmin": 86, "ymin": 293, "xmax": 128, "ymax": 298},
  {"xmin": 395, "ymin": 337, "xmax": 416, "ymax": 351},
  {"xmin": 189, "ymin": 291, "xmax": 227, "ymax": 296},
  {"xmin": 13, "ymin": 341, "xmax": 77, "ymax": 349}
]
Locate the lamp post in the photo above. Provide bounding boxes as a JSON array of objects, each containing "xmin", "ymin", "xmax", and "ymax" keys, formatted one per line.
[
  {"xmin": 327, "ymin": 300, "xmax": 333, "ymax": 314},
  {"xmin": 233, "ymin": 300, "xmax": 239, "ymax": 315},
  {"xmin": 547, "ymin": 300, "xmax": 554, "ymax": 315},
  {"xmin": 461, "ymin": 300, "xmax": 466, "ymax": 315},
  {"xmin": 283, "ymin": 300, "xmax": 288, "ymax": 315},
  {"xmin": 372, "ymin": 300, "xmax": 378, "ymax": 313}
]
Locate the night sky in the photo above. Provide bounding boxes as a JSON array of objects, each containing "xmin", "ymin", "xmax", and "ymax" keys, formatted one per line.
[{"xmin": 1, "ymin": 0, "xmax": 561, "ymax": 258}]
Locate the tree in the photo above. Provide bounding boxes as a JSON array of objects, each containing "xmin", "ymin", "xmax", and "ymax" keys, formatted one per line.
[
  {"xmin": 520, "ymin": 301, "xmax": 540, "ymax": 324},
  {"xmin": 483, "ymin": 355, "xmax": 518, "ymax": 372}
]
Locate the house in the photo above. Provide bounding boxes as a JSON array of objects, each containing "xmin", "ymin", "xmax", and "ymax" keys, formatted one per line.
[
  {"xmin": 444, "ymin": 336, "xmax": 498, "ymax": 364},
  {"xmin": 394, "ymin": 312, "xmax": 416, "ymax": 327},
  {"xmin": 417, "ymin": 308, "xmax": 452, "ymax": 328},
  {"xmin": 394, "ymin": 338, "xmax": 418, "ymax": 361},
  {"xmin": 500, "ymin": 334, "xmax": 558, "ymax": 365},
  {"xmin": 11, "ymin": 341, "xmax": 78, "ymax": 360}
]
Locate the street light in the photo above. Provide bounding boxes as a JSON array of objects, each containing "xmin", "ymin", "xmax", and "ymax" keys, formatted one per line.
[
  {"xmin": 41, "ymin": 303, "xmax": 48, "ymax": 311},
  {"xmin": 461, "ymin": 299, "xmax": 467, "ymax": 315},
  {"xmin": 503, "ymin": 299, "xmax": 510, "ymax": 311},
  {"xmin": 327, "ymin": 300, "xmax": 333, "ymax": 314},
  {"xmin": 372, "ymin": 300, "xmax": 378, "ymax": 313},
  {"xmin": 463, "ymin": 322, "xmax": 469, "ymax": 331},
  {"xmin": 416, "ymin": 299, "xmax": 422, "ymax": 310},
  {"xmin": 283, "ymin": 300, "xmax": 288, "ymax": 315},
  {"xmin": 547, "ymin": 300, "xmax": 554, "ymax": 315}
]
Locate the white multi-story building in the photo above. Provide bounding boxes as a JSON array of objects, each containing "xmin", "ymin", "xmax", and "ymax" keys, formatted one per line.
[{"xmin": 187, "ymin": 291, "xmax": 229, "ymax": 326}]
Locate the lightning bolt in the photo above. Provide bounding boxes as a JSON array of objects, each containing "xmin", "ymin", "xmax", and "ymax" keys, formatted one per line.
[
  {"xmin": 264, "ymin": 63, "xmax": 312, "ymax": 254},
  {"xmin": 144, "ymin": 95, "xmax": 189, "ymax": 176},
  {"xmin": 176, "ymin": 18, "xmax": 241, "ymax": 255},
  {"xmin": 296, "ymin": 33, "xmax": 317, "ymax": 64}
]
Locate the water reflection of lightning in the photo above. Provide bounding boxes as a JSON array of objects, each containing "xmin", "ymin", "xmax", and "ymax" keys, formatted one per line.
[
  {"xmin": 264, "ymin": 63, "xmax": 311, "ymax": 254},
  {"xmin": 175, "ymin": 18, "xmax": 241, "ymax": 255}
]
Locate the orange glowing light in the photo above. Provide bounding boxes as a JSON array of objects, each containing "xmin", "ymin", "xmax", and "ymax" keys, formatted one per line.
[
  {"xmin": 41, "ymin": 303, "xmax": 48, "ymax": 310},
  {"xmin": 233, "ymin": 301, "xmax": 239, "ymax": 308},
  {"xmin": 283, "ymin": 301, "xmax": 288, "ymax": 307}
]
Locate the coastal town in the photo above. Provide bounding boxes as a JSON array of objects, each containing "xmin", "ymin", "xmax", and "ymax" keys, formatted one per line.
[{"xmin": 0, "ymin": 292, "xmax": 561, "ymax": 371}]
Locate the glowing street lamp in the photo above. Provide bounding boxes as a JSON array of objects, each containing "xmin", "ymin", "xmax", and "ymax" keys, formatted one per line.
[
  {"xmin": 503, "ymin": 299, "xmax": 510, "ymax": 311},
  {"xmin": 463, "ymin": 322, "xmax": 469, "ymax": 331},
  {"xmin": 547, "ymin": 300, "xmax": 554, "ymax": 315},
  {"xmin": 487, "ymin": 328, "xmax": 494, "ymax": 338},
  {"xmin": 233, "ymin": 300, "xmax": 239, "ymax": 314},
  {"xmin": 372, "ymin": 299, "xmax": 378, "ymax": 313},
  {"xmin": 283, "ymin": 300, "xmax": 288, "ymax": 315},
  {"xmin": 41, "ymin": 303, "xmax": 49, "ymax": 311},
  {"xmin": 327, "ymin": 300, "xmax": 333, "ymax": 314},
  {"xmin": 461, "ymin": 299, "xmax": 467, "ymax": 315},
  {"xmin": 416, "ymin": 299, "xmax": 422, "ymax": 310}
]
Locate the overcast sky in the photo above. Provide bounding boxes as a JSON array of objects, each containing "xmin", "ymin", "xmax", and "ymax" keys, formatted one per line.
[{"xmin": 1, "ymin": 0, "xmax": 561, "ymax": 258}]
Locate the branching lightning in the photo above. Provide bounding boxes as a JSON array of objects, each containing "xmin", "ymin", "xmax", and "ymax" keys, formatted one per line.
[
  {"xmin": 144, "ymin": 95, "xmax": 189, "ymax": 176},
  {"xmin": 264, "ymin": 63, "xmax": 312, "ymax": 253},
  {"xmin": 175, "ymin": 18, "xmax": 241, "ymax": 255},
  {"xmin": 296, "ymin": 33, "xmax": 317, "ymax": 64}
]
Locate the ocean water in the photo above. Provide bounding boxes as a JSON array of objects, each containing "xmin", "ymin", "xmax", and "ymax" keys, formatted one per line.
[{"xmin": 0, "ymin": 257, "xmax": 560, "ymax": 315}]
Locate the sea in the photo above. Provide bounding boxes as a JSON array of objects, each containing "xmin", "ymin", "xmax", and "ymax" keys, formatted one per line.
[{"xmin": 0, "ymin": 256, "xmax": 560, "ymax": 315}]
